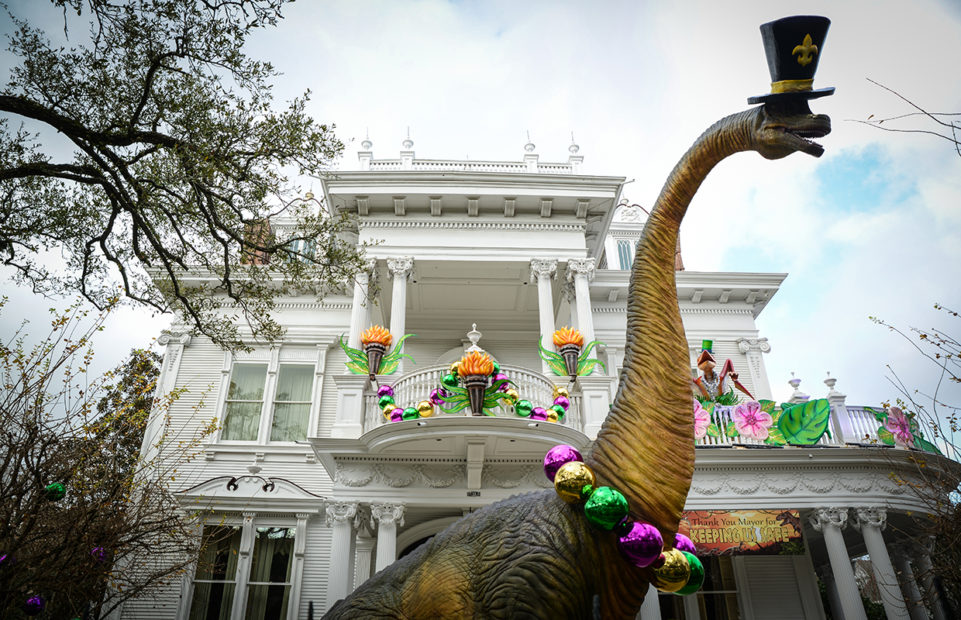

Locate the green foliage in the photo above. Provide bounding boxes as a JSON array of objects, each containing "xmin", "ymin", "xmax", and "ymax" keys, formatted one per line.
[
  {"xmin": 0, "ymin": 0, "xmax": 366, "ymax": 349},
  {"xmin": 339, "ymin": 337, "xmax": 369, "ymax": 375},
  {"xmin": 537, "ymin": 338, "xmax": 568, "ymax": 376},
  {"xmin": 777, "ymin": 398, "xmax": 831, "ymax": 445},
  {"xmin": 338, "ymin": 334, "xmax": 414, "ymax": 375},
  {"xmin": 537, "ymin": 337, "xmax": 607, "ymax": 376}
]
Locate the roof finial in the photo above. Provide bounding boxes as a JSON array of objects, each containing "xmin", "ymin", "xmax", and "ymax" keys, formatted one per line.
[
  {"xmin": 361, "ymin": 127, "xmax": 372, "ymax": 150},
  {"xmin": 402, "ymin": 126, "xmax": 414, "ymax": 150},
  {"xmin": 569, "ymin": 131, "xmax": 580, "ymax": 154},
  {"xmin": 524, "ymin": 130, "xmax": 535, "ymax": 153}
]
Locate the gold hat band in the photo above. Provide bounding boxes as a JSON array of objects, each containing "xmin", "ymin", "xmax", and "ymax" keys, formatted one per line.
[{"xmin": 771, "ymin": 79, "xmax": 814, "ymax": 94}]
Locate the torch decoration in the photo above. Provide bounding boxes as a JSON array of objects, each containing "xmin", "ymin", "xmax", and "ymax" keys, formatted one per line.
[
  {"xmin": 339, "ymin": 325, "xmax": 414, "ymax": 376},
  {"xmin": 538, "ymin": 327, "xmax": 606, "ymax": 378}
]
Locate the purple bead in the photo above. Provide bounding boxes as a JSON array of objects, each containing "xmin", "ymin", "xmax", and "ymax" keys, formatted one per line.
[
  {"xmin": 530, "ymin": 407, "xmax": 548, "ymax": 421},
  {"xmin": 493, "ymin": 373, "xmax": 510, "ymax": 391},
  {"xmin": 553, "ymin": 395, "xmax": 570, "ymax": 410},
  {"xmin": 675, "ymin": 532, "xmax": 697, "ymax": 554},
  {"xmin": 24, "ymin": 596, "xmax": 45, "ymax": 616},
  {"xmin": 91, "ymin": 546, "xmax": 106, "ymax": 562},
  {"xmin": 429, "ymin": 388, "xmax": 446, "ymax": 405},
  {"xmin": 617, "ymin": 522, "xmax": 664, "ymax": 568},
  {"xmin": 389, "ymin": 408, "xmax": 404, "ymax": 423},
  {"xmin": 377, "ymin": 384, "xmax": 394, "ymax": 398},
  {"xmin": 543, "ymin": 444, "xmax": 583, "ymax": 481}
]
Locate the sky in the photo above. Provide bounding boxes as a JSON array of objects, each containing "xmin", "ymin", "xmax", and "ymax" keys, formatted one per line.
[{"xmin": 2, "ymin": 0, "xmax": 960, "ymax": 408}]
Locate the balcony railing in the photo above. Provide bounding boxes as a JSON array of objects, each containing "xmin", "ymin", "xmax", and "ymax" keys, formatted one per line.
[
  {"xmin": 694, "ymin": 403, "xmax": 882, "ymax": 448},
  {"xmin": 363, "ymin": 364, "xmax": 581, "ymax": 431}
]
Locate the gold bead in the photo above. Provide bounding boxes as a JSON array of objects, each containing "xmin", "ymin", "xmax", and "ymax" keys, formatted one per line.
[
  {"xmin": 553, "ymin": 461, "xmax": 595, "ymax": 504},
  {"xmin": 653, "ymin": 548, "xmax": 691, "ymax": 593},
  {"xmin": 449, "ymin": 361, "xmax": 461, "ymax": 376},
  {"xmin": 504, "ymin": 388, "xmax": 520, "ymax": 403},
  {"xmin": 553, "ymin": 385, "xmax": 570, "ymax": 399},
  {"xmin": 416, "ymin": 400, "xmax": 434, "ymax": 418},
  {"xmin": 382, "ymin": 403, "xmax": 397, "ymax": 418},
  {"xmin": 547, "ymin": 410, "xmax": 559, "ymax": 422}
]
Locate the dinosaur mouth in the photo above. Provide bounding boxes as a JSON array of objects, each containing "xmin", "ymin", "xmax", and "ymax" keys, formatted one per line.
[{"xmin": 782, "ymin": 118, "xmax": 831, "ymax": 156}]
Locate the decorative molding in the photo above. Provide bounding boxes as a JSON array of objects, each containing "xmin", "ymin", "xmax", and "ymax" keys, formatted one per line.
[
  {"xmin": 854, "ymin": 507, "xmax": 887, "ymax": 531},
  {"xmin": 566, "ymin": 258, "xmax": 596, "ymax": 283},
  {"xmin": 370, "ymin": 503, "xmax": 406, "ymax": 527},
  {"xmin": 418, "ymin": 464, "xmax": 461, "ymax": 488},
  {"xmin": 325, "ymin": 501, "xmax": 358, "ymax": 526},
  {"xmin": 360, "ymin": 220, "xmax": 585, "ymax": 232},
  {"xmin": 810, "ymin": 507, "xmax": 849, "ymax": 532},
  {"xmin": 386, "ymin": 256, "xmax": 414, "ymax": 280},
  {"xmin": 158, "ymin": 330, "xmax": 192, "ymax": 347},
  {"xmin": 272, "ymin": 301, "xmax": 352, "ymax": 311},
  {"xmin": 483, "ymin": 464, "xmax": 531, "ymax": 489},
  {"xmin": 530, "ymin": 258, "xmax": 558, "ymax": 282},
  {"xmin": 737, "ymin": 337, "xmax": 772, "ymax": 354}
]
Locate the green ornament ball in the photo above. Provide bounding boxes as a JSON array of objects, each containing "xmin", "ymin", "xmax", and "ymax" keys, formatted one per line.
[
  {"xmin": 551, "ymin": 404, "xmax": 566, "ymax": 417},
  {"xmin": 441, "ymin": 373, "xmax": 459, "ymax": 388},
  {"xmin": 44, "ymin": 482, "xmax": 66, "ymax": 501},
  {"xmin": 402, "ymin": 407, "xmax": 420, "ymax": 421},
  {"xmin": 675, "ymin": 551, "xmax": 705, "ymax": 596},
  {"xmin": 515, "ymin": 399, "xmax": 533, "ymax": 417},
  {"xmin": 378, "ymin": 394, "xmax": 395, "ymax": 408},
  {"xmin": 491, "ymin": 361, "xmax": 501, "ymax": 376},
  {"xmin": 583, "ymin": 486, "xmax": 628, "ymax": 530}
]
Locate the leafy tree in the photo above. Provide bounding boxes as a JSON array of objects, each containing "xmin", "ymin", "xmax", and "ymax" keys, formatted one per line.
[
  {"xmin": 0, "ymin": 0, "xmax": 366, "ymax": 349},
  {"xmin": 0, "ymin": 299, "xmax": 214, "ymax": 618}
]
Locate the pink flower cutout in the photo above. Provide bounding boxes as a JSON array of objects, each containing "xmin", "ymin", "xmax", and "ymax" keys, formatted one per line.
[
  {"xmin": 693, "ymin": 400, "xmax": 710, "ymax": 439},
  {"xmin": 885, "ymin": 407, "xmax": 915, "ymax": 447},
  {"xmin": 733, "ymin": 401, "xmax": 773, "ymax": 440}
]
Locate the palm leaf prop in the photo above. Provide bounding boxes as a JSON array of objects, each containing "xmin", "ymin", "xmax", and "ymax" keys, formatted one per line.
[
  {"xmin": 702, "ymin": 401, "xmax": 720, "ymax": 437},
  {"xmin": 378, "ymin": 333, "xmax": 415, "ymax": 375},
  {"xmin": 438, "ymin": 385, "xmax": 471, "ymax": 415},
  {"xmin": 777, "ymin": 398, "xmax": 831, "ymax": 445},
  {"xmin": 339, "ymin": 336, "xmax": 370, "ymax": 375},
  {"xmin": 537, "ymin": 338, "xmax": 568, "ymax": 376}
]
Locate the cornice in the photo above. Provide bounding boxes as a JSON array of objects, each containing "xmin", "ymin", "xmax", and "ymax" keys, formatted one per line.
[{"xmin": 360, "ymin": 220, "xmax": 585, "ymax": 232}]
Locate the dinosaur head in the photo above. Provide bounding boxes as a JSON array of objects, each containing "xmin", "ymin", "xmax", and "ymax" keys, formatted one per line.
[{"xmin": 752, "ymin": 98, "xmax": 831, "ymax": 159}]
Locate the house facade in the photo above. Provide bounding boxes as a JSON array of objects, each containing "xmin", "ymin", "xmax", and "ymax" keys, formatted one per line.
[{"xmin": 128, "ymin": 141, "xmax": 953, "ymax": 620}]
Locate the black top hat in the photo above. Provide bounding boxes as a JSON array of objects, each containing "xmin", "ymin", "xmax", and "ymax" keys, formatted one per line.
[{"xmin": 748, "ymin": 15, "xmax": 835, "ymax": 104}]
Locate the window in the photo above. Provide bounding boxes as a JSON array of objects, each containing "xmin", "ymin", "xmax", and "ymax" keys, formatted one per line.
[
  {"xmin": 658, "ymin": 556, "xmax": 739, "ymax": 619},
  {"xmin": 617, "ymin": 239, "xmax": 633, "ymax": 270},
  {"xmin": 221, "ymin": 362, "xmax": 315, "ymax": 442},
  {"xmin": 189, "ymin": 526, "xmax": 242, "ymax": 620},
  {"xmin": 246, "ymin": 528, "xmax": 295, "ymax": 620},
  {"xmin": 188, "ymin": 524, "xmax": 298, "ymax": 620}
]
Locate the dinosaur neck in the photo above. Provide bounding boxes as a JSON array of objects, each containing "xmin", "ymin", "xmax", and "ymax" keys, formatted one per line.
[{"xmin": 586, "ymin": 109, "xmax": 756, "ymax": 540}]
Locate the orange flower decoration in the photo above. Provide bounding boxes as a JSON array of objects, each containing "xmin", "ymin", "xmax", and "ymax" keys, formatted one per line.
[
  {"xmin": 553, "ymin": 327, "xmax": 584, "ymax": 348},
  {"xmin": 459, "ymin": 351, "xmax": 495, "ymax": 376},
  {"xmin": 361, "ymin": 325, "xmax": 393, "ymax": 346}
]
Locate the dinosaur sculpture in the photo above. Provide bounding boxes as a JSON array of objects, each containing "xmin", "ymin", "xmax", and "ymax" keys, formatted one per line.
[{"xmin": 325, "ymin": 18, "xmax": 832, "ymax": 620}]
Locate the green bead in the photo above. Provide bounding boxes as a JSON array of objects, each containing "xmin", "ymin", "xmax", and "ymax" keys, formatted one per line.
[
  {"xmin": 441, "ymin": 373, "xmax": 459, "ymax": 388},
  {"xmin": 515, "ymin": 399, "xmax": 533, "ymax": 417},
  {"xmin": 583, "ymin": 486, "xmax": 628, "ymax": 530},
  {"xmin": 491, "ymin": 361, "xmax": 501, "ymax": 375},
  {"xmin": 675, "ymin": 552, "xmax": 705, "ymax": 595},
  {"xmin": 378, "ymin": 395, "xmax": 395, "ymax": 408},
  {"xmin": 402, "ymin": 407, "xmax": 419, "ymax": 421},
  {"xmin": 44, "ymin": 482, "xmax": 66, "ymax": 501},
  {"xmin": 551, "ymin": 404, "xmax": 566, "ymax": 417},
  {"xmin": 579, "ymin": 484, "xmax": 595, "ymax": 502}
]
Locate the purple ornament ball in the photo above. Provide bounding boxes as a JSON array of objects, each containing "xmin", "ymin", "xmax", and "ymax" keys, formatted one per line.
[
  {"xmin": 429, "ymin": 388, "xmax": 446, "ymax": 405},
  {"xmin": 553, "ymin": 395, "xmax": 571, "ymax": 410},
  {"xmin": 493, "ymin": 373, "xmax": 510, "ymax": 391},
  {"xmin": 543, "ymin": 444, "xmax": 583, "ymax": 481},
  {"xmin": 617, "ymin": 522, "xmax": 664, "ymax": 568},
  {"xmin": 91, "ymin": 546, "xmax": 107, "ymax": 562},
  {"xmin": 377, "ymin": 384, "xmax": 394, "ymax": 398},
  {"xmin": 530, "ymin": 407, "xmax": 549, "ymax": 421},
  {"xmin": 24, "ymin": 596, "xmax": 45, "ymax": 616},
  {"xmin": 389, "ymin": 408, "xmax": 404, "ymax": 423},
  {"xmin": 675, "ymin": 533, "xmax": 697, "ymax": 554}
]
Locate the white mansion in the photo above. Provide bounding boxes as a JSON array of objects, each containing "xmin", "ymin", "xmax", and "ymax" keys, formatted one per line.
[{"xmin": 127, "ymin": 140, "xmax": 952, "ymax": 620}]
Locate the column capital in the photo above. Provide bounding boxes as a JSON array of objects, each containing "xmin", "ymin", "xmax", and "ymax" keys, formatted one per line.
[
  {"xmin": 370, "ymin": 502, "xmax": 406, "ymax": 527},
  {"xmin": 736, "ymin": 337, "xmax": 771, "ymax": 354},
  {"xmin": 325, "ymin": 501, "xmax": 359, "ymax": 526},
  {"xmin": 566, "ymin": 258, "xmax": 596, "ymax": 283},
  {"xmin": 530, "ymin": 258, "xmax": 558, "ymax": 281},
  {"xmin": 854, "ymin": 507, "xmax": 887, "ymax": 531},
  {"xmin": 386, "ymin": 256, "xmax": 414, "ymax": 280},
  {"xmin": 810, "ymin": 507, "xmax": 849, "ymax": 532},
  {"xmin": 158, "ymin": 330, "xmax": 192, "ymax": 347}
]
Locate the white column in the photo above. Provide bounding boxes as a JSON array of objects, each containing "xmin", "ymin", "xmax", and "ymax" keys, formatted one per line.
[
  {"xmin": 566, "ymin": 258, "xmax": 597, "ymax": 348},
  {"xmin": 854, "ymin": 508, "xmax": 910, "ymax": 620},
  {"xmin": 386, "ymin": 257, "xmax": 413, "ymax": 374},
  {"xmin": 142, "ymin": 331, "xmax": 191, "ymax": 462},
  {"xmin": 819, "ymin": 565, "xmax": 846, "ymax": 620},
  {"xmin": 530, "ymin": 258, "xmax": 558, "ymax": 375},
  {"xmin": 325, "ymin": 502, "xmax": 358, "ymax": 607},
  {"xmin": 892, "ymin": 546, "xmax": 926, "ymax": 620},
  {"xmin": 824, "ymin": 374, "xmax": 858, "ymax": 444},
  {"xmin": 347, "ymin": 260, "xmax": 377, "ymax": 350},
  {"xmin": 353, "ymin": 529, "xmax": 375, "ymax": 591},
  {"xmin": 811, "ymin": 508, "xmax": 868, "ymax": 620},
  {"xmin": 289, "ymin": 513, "xmax": 310, "ymax": 619},
  {"xmin": 371, "ymin": 503, "xmax": 405, "ymax": 573},
  {"xmin": 638, "ymin": 583, "xmax": 661, "ymax": 620},
  {"xmin": 735, "ymin": 337, "xmax": 773, "ymax": 400},
  {"xmin": 915, "ymin": 541, "xmax": 947, "ymax": 620},
  {"xmin": 231, "ymin": 512, "xmax": 256, "ymax": 620}
]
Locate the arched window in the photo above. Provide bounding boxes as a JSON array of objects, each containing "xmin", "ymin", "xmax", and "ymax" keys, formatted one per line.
[{"xmin": 617, "ymin": 240, "xmax": 633, "ymax": 270}]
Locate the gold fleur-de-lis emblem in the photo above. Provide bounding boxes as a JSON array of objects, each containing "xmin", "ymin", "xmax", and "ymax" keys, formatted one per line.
[{"xmin": 792, "ymin": 34, "xmax": 818, "ymax": 67}]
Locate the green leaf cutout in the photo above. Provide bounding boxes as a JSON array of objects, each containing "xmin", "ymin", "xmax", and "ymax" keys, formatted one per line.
[
  {"xmin": 378, "ymin": 334, "xmax": 415, "ymax": 375},
  {"xmin": 865, "ymin": 406, "xmax": 886, "ymax": 422},
  {"xmin": 339, "ymin": 335, "xmax": 369, "ymax": 373},
  {"xmin": 777, "ymin": 398, "xmax": 831, "ymax": 445},
  {"xmin": 758, "ymin": 400, "xmax": 776, "ymax": 414},
  {"xmin": 705, "ymin": 424, "xmax": 720, "ymax": 438},
  {"xmin": 537, "ymin": 337, "xmax": 568, "ymax": 376},
  {"xmin": 877, "ymin": 427, "xmax": 895, "ymax": 445},
  {"xmin": 913, "ymin": 436, "xmax": 942, "ymax": 454},
  {"xmin": 764, "ymin": 426, "xmax": 787, "ymax": 446},
  {"xmin": 725, "ymin": 421, "xmax": 738, "ymax": 438},
  {"xmin": 577, "ymin": 358, "xmax": 607, "ymax": 375}
]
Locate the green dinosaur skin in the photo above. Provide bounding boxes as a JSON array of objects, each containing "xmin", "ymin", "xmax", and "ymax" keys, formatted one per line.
[{"xmin": 324, "ymin": 100, "xmax": 830, "ymax": 619}]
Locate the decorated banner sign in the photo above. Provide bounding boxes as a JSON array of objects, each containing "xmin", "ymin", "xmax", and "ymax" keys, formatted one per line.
[{"xmin": 677, "ymin": 510, "xmax": 804, "ymax": 556}]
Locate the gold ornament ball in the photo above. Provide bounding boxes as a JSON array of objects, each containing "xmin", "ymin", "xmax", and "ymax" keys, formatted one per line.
[
  {"xmin": 553, "ymin": 385, "xmax": 570, "ymax": 399},
  {"xmin": 504, "ymin": 388, "xmax": 520, "ymax": 403},
  {"xmin": 553, "ymin": 461, "xmax": 595, "ymax": 504},
  {"xmin": 653, "ymin": 548, "xmax": 691, "ymax": 593},
  {"xmin": 547, "ymin": 410, "xmax": 559, "ymax": 422},
  {"xmin": 382, "ymin": 403, "xmax": 398, "ymax": 418},
  {"xmin": 449, "ymin": 361, "xmax": 461, "ymax": 376},
  {"xmin": 416, "ymin": 400, "xmax": 434, "ymax": 418}
]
